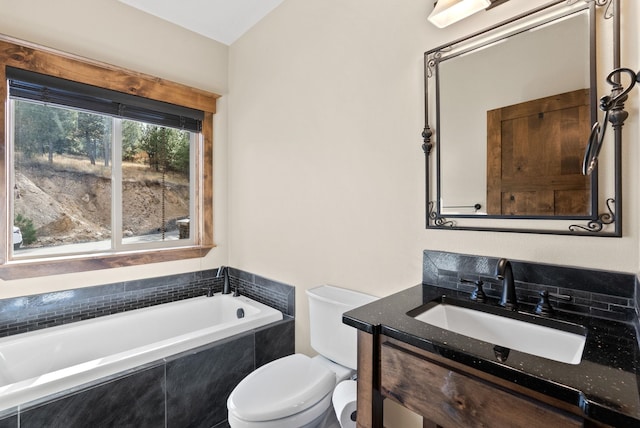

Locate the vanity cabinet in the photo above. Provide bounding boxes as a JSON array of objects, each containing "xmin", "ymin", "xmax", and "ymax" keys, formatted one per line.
[{"xmin": 356, "ymin": 332, "xmax": 613, "ymax": 428}]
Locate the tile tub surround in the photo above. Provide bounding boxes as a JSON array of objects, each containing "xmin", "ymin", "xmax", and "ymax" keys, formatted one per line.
[
  {"xmin": 0, "ymin": 416, "xmax": 16, "ymax": 428},
  {"xmin": 0, "ymin": 268, "xmax": 294, "ymax": 426},
  {"xmin": 0, "ymin": 267, "xmax": 295, "ymax": 338},
  {"xmin": 226, "ymin": 267, "xmax": 295, "ymax": 318},
  {"xmin": 422, "ymin": 250, "xmax": 637, "ymax": 321},
  {"xmin": 0, "ymin": 318, "xmax": 295, "ymax": 428}
]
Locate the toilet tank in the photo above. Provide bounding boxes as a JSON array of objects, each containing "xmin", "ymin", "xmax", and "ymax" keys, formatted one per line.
[{"xmin": 306, "ymin": 285, "xmax": 378, "ymax": 370}]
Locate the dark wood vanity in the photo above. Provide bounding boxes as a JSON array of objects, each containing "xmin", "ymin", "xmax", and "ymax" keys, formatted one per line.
[
  {"xmin": 344, "ymin": 282, "xmax": 640, "ymax": 428},
  {"xmin": 357, "ymin": 332, "xmax": 608, "ymax": 427}
]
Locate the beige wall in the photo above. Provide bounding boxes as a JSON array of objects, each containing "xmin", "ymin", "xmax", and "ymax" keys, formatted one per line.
[
  {"xmin": 0, "ymin": 0, "xmax": 230, "ymax": 298},
  {"xmin": 0, "ymin": 0, "xmax": 228, "ymax": 94},
  {"xmin": 228, "ymin": 1, "xmax": 639, "ymax": 426},
  {"xmin": 0, "ymin": 0, "xmax": 638, "ymax": 426}
]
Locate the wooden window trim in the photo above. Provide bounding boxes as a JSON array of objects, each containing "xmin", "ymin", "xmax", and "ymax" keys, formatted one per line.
[{"xmin": 0, "ymin": 37, "xmax": 220, "ymax": 280}]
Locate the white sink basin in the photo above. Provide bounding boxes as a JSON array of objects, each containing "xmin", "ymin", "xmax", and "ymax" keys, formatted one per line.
[{"xmin": 411, "ymin": 302, "xmax": 586, "ymax": 365}]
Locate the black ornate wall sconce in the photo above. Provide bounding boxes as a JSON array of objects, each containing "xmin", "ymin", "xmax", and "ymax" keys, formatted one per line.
[{"xmin": 583, "ymin": 68, "xmax": 640, "ymax": 176}]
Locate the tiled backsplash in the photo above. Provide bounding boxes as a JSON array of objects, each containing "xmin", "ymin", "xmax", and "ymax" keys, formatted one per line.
[
  {"xmin": 423, "ymin": 250, "xmax": 637, "ymax": 322},
  {"xmin": 636, "ymin": 280, "xmax": 640, "ymax": 320},
  {"xmin": 0, "ymin": 267, "xmax": 295, "ymax": 338},
  {"xmin": 227, "ymin": 267, "xmax": 295, "ymax": 317}
]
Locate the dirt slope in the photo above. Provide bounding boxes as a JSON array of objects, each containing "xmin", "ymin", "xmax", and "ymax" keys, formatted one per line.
[{"xmin": 14, "ymin": 165, "xmax": 189, "ymax": 247}]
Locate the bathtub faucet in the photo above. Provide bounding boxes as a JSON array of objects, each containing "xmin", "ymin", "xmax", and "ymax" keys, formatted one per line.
[{"xmin": 218, "ymin": 266, "xmax": 232, "ymax": 295}]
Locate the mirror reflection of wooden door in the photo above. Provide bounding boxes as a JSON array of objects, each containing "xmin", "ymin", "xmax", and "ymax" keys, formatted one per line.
[{"xmin": 486, "ymin": 89, "xmax": 591, "ymax": 216}]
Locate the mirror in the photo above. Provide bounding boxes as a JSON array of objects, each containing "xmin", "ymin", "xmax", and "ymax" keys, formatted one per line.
[{"xmin": 423, "ymin": 0, "xmax": 621, "ymax": 235}]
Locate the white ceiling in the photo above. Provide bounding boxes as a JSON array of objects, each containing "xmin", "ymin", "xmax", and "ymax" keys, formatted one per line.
[{"xmin": 118, "ymin": 0, "xmax": 285, "ymax": 45}]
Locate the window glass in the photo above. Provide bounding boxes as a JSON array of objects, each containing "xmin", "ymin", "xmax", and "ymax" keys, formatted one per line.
[
  {"xmin": 121, "ymin": 120, "xmax": 193, "ymax": 245},
  {"xmin": 10, "ymin": 100, "xmax": 194, "ymax": 259}
]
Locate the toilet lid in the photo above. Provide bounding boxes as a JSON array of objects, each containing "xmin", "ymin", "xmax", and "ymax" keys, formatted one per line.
[{"xmin": 228, "ymin": 354, "xmax": 335, "ymax": 421}]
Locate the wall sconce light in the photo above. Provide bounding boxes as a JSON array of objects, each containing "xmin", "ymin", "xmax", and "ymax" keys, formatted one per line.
[
  {"xmin": 582, "ymin": 68, "xmax": 640, "ymax": 175},
  {"xmin": 428, "ymin": 0, "xmax": 491, "ymax": 28}
]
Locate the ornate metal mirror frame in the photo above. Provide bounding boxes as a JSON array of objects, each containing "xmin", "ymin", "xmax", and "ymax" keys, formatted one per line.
[{"xmin": 423, "ymin": 0, "xmax": 623, "ymax": 236}]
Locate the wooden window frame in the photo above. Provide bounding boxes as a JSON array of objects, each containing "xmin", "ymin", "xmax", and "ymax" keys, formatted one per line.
[{"xmin": 0, "ymin": 38, "xmax": 219, "ymax": 280}]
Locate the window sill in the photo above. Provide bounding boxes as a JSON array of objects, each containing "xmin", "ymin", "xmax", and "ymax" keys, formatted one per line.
[{"xmin": 0, "ymin": 246, "xmax": 214, "ymax": 280}]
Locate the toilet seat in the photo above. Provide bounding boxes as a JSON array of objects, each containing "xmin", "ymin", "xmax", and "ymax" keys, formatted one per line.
[{"xmin": 228, "ymin": 354, "xmax": 336, "ymax": 422}]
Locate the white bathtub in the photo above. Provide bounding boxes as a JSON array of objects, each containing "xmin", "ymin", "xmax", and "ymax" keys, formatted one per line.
[{"xmin": 0, "ymin": 294, "xmax": 283, "ymax": 412}]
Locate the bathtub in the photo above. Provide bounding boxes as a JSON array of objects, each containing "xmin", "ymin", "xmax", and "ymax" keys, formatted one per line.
[{"xmin": 0, "ymin": 293, "xmax": 283, "ymax": 413}]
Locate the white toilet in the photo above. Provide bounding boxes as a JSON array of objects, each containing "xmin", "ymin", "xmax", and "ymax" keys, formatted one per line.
[{"xmin": 227, "ymin": 285, "xmax": 377, "ymax": 428}]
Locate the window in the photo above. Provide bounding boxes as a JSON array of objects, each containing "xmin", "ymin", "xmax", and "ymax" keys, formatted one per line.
[
  {"xmin": 0, "ymin": 39, "xmax": 218, "ymax": 279},
  {"xmin": 8, "ymin": 68, "xmax": 200, "ymax": 258}
]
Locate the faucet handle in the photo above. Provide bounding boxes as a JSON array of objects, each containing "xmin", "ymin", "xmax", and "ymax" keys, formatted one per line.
[
  {"xmin": 535, "ymin": 290, "xmax": 572, "ymax": 316},
  {"xmin": 549, "ymin": 292, "xmax": 572, "ymax": 302},
  {"xmin": 202, "ymin": 285, "xmax": 215, "ymax": 297},
  {"xmin": 460, "ymin": 278, "xmax": 486, "ymax": 303}
]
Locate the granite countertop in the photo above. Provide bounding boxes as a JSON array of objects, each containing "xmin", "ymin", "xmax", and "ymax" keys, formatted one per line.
[{"xmin": 343, "ymin": 284, "xmax": 640, "ymax": 427}]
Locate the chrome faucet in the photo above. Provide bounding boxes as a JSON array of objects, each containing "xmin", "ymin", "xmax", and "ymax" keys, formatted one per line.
[
  {"xmin": 495, "ymin": 258, "xmax": 518, "ymax": 311},
  {"xmin": 217, "ymin": 266, "xmax": 231, "ymax": 295}
]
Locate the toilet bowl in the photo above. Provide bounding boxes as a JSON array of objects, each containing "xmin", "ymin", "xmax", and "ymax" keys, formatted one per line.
[{"xmin": 227, "ymin": 285, "xmax": 377, "ymax": 428}]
